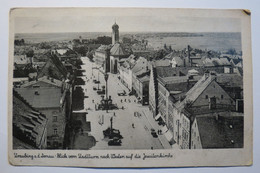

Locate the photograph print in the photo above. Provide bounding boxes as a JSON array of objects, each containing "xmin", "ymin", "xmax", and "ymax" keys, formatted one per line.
[{"xmin": 9, "ymin": 8, "xmax": 252, "ymax": 167}]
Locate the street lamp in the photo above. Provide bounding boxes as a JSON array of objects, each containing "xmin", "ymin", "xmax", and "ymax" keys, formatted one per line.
[
  {"xmin": 104, "ymin": 73, "xmax": 109, "ymax": 113},
  {"xmin": 97, "ymin": 68, "xmax": 100, "ymax": 90}
]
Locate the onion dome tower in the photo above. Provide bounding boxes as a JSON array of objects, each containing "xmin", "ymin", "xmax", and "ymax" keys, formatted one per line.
[{"xmin": 112, "ymin": 22, "xmax": 119, "ymax": 45}]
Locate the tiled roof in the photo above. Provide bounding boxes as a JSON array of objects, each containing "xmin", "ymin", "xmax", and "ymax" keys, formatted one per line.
[
  {"xmin": 14, "ymin": 55, "xmax": 29, "ymax": 65},
  {"xmin": 110, "ymin": 43, "xmax": 128, "ymax": 56},
  {"xmin": 132, "ymin": 57, "xmax": 149, "ymax": 73},
  {"xmin": 138, "ymin": 75, "xmax": 150, "ymax": 83},
  {"xmin": 37, "ymin": 53, "xmax": 68, "ymax": 80},
  {"xmin": 21, "ymin": 76, "xmax": 63, "ymax": 88},
  {"xmin": 196, "ymin": 113, "xmax": 243, "ymax": 148},
  {"xmin": 153, "ymin": 59, "xmax": 170, "ymax": 67},
  {"xmin": 15, "ymin": 87, "xmax": 62, "ymax": 108},
  {"xmin": 216, "ymin": 73, "xmax": 243, "ymax": 88},
  {"xmin": 176, "ymin": 73, "xmax": 216, "ymax": 109},
  {"xmin": 203, "ymin": 57, "xmax": 231, "ymax": 67},
  {"xmin": 96, "ymin": 45, "xmax": 111, "ymax": 53},
  {"xmin": 13, "ymin": 91, "xmax": 47, "ymax": 149}
]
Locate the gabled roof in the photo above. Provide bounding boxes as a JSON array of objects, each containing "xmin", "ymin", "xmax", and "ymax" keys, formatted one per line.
[
  {"xmin": 21, "ymin": 76, "xmax": 63, "ymax": 88},
  {"xmin": 132, "ymin": 57, "xmax": 148, "ymax": 73},
  {"xmin": 231, "ymin": 58, "xmax": 243, "ymax": 65},
  {"xmin": 176, "ymin": 73, "xmax": 216, "ymax": 109},
  {"xmin": 196, "ymin": 113, "xmax": 243, "ymax": 148},
  {"xmin": 110, "ymin": 43, "xmax": 128, "ymax": 56},
  {"xmin": 37, "ymin": 53, "xmax": 68, "ymax": 80},
  {"xmin": 203, "ymin": 57, "xmax": 231, "ymax": 67},
  {"xmin": 96, "ymin": 45, "xmax": 111, "ymax": 53}
]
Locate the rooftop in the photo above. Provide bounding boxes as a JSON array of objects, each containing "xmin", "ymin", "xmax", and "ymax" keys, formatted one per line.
[
  {"xmin": 13, "ymin": 91, "xmax": 47, "ymax": 149},
  {"xmin": 20, "ymin": 76, "xmax": 63, "ymax": 88},
  {"xmin": 110, "ymin": 43, "xmax": 129, "ymax": 56},
  {"xmin": 15, "ymin": 87, "xmax": 62, "ymax": 108},
  {"xmin": 196, "ymin": 113, "xmax": 243, "ymax": 148},
  {"xmin": 14, "ymin": 55, "xmax": 29, "ymax": 65}
]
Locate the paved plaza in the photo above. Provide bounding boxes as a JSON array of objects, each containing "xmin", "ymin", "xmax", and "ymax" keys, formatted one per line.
[{"xmin": 71, "ymin": 57, "xmax": 172, "ymax": 150}]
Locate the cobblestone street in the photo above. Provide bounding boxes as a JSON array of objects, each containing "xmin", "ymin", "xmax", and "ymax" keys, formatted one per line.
[{"xmin": 70, "ymin": 57, "xmax": 172, "ymax": 150}]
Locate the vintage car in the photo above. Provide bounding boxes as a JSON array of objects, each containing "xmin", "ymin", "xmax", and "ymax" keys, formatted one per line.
[
  {"xmin": 103, "ymin": 128, "xmax": 122, "ymax": 139},
  {"xmin": 108, "ymin": 137, "xmax": 122, "ymax": 146},
  {"xmin": 117, "ymin": 90, "xmax": 126, "ymax": 96},
  {"xmin": 151, "ymin": 128, "xmax": 158, "ymax": 138}
]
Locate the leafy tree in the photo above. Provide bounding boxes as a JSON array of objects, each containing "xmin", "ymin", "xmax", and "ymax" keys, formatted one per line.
[
  {"xmin": 227, "ymin": 48, "xmax": 237, "ymax": 55},
  {"xmin": 26, "ymin": 50, "xmax": 34, "ymax": 57}
]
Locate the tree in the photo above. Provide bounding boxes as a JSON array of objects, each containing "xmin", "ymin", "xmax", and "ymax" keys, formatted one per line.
[
  {"xmin": 26, "ymin": 49, "xmax": 34, "ymax": 57},
  {"xmin": 227, "ymin": 48, "xmax": 237, "ymax": 55}
]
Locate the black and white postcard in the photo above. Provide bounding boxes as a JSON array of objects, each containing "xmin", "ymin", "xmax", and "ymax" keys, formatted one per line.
[{"xmin": 8, "ymin": 8, "xmax": 253, "ymax": 167}]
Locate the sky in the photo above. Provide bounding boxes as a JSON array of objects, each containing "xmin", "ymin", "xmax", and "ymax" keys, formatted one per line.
[{"xmin": 12, "ymin": 8, "xmax": 242, "ymax": 33}]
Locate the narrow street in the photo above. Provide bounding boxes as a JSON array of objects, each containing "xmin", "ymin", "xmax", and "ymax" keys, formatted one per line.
[{"xmin": 70, "ymin": 57, "xmax": 171, "ymax": 150}]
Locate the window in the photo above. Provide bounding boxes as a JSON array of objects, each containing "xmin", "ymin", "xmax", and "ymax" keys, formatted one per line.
[
  {"xmin": 205, "ymin": 95, "xmax": 208, "ymax": 99},
  {"xmin": 53, "ymin": 116, "xmax": 57, "ymax": 122},
  {"xmin": 197, "ymin": 136, "xmax": 200, "ymax": 141},
  {"xmin": 209, "ymin": 97, "xmax": 217, "ymax": 110},
  {"xmin": 221, "ymin": 95, "xmax": 224, "ymax": 99},
  {"xmin": 54, "ymin": 128, "xmax": 57, "ymax": 135}
]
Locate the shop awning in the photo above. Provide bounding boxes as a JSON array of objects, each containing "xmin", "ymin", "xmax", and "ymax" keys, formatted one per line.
[
  {"xmin": 164, "ymin": 130, "xmax": 173, "ymax": 142},
  {"xmin": 155, "ymin": 113, "xmax": 162, "ymax": 121},
  {"xmin": 161, "ymin": 125, "xmax": 168, "ymax": 134}
]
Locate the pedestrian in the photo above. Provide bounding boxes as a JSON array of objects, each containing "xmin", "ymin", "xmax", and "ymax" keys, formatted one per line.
[
  {"xmin": 151, "ymin": 147, "xmax": 153, "ymax": 150},
  {"xmin": 132, "ymin": 123, "xmax": 135, "ymax": 128},
  {"xmin": 92, "ymin": 99, "xmax": 94, "ymax": 103},
  {"xmin": 158, "ymin": 130, "xmax": 160, "ymax": 135}
]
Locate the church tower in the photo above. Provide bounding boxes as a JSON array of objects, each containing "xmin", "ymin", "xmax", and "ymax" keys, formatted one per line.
[{"xmin": 112, "ymin": 22, "xmax": 119, "ymax": 45}]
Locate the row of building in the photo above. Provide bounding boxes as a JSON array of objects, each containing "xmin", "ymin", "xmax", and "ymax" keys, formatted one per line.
[
  {"xmin": 93, "ymin": 22, "xmax": 244, "ymax": 149},
  {"xmin": 13, "ymin": 50, "xmax": 79, "ymax": 149}
]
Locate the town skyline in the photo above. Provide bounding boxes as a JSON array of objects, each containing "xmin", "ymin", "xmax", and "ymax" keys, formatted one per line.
[{"xmin": 13, "ymin": 8, "xmax": 241, "ymax": 33}]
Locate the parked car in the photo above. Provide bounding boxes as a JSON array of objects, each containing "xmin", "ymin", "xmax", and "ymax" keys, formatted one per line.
[
  {"xmin": 103, "ymin": 128, "xmax": 122, "ymax": 139},
  {"xmin": 151, "ymin": 128, "xmax": 158, "ymax": 138},
  {"xmin": 97, "ymin": 89, "xmax": 105, "ymax": 95},
  {"xmin": 117, "ymin": 90, "xmax": 126, "ymax": 96},
  {"xmin": 93, "ymin": 86, "xmax": 97, "ymax": 90},
  {"xmin": 108, "ymin": 137, "xmax": 122, "ymax": 146}
]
